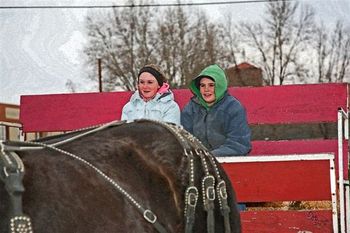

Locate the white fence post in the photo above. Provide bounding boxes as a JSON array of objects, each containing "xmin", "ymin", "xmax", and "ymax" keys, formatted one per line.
[{"xmin": 338, "ymin": 108, "xmax": 349, "ymax": 233}]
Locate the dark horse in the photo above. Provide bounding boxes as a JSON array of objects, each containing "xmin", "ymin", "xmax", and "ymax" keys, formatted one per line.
[{"xmin": 0, "ymin": 120, "xmax": 240, "ymax": 233}]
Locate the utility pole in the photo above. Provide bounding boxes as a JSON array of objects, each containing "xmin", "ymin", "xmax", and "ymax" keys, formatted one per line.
[{"xmin": 98, "ymin": 58, "xmax": 102, "ymax": 92}]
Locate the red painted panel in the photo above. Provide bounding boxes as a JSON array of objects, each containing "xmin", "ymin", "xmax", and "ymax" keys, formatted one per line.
[
  {"xmin": 20, "ymin": 91, "xmax": 132, "ymax": 132},
  {"xmin": 173, "ymin": 89, "xmax": 192, "ymax": 109},
  {"xmin": 251, "ymin": 139, "xmax": 349, "ymax": 178},
  {"xmin": 222, "ymin": 160, "xmax": 331, "ymax": 202},
  {"xmin": 20, "ymin": 83, "xmax": 347, "ymax": 132},
  {"xmin": 176, "ymin": 83, "xmax": 347, "ymax": 124},
  {"xmin": 240, "ymin": 210, "xmax": 332, "ymax": 233},
  {"xmin": 232, "ymin": 83, "xmax": 347, "ymax": 124}
]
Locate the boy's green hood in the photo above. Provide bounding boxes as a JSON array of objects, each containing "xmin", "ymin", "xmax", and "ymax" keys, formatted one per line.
[{"xmin": 190, "ymin": 64, "xmax": 228, "ymax": 109}]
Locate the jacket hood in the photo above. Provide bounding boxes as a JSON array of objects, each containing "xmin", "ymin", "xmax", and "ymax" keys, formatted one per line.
[{"xmin": 189, "ymin": 64, "xmax": 228, "ymax": 109}]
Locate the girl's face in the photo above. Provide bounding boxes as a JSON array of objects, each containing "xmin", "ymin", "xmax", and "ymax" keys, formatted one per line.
[
  {"xmin": 138, "ymin": 72, "xmax": 160, "ymax": 101},
  {"xmin": 199, "ymin": 77, "xmax": 216, "ymax": 105}
]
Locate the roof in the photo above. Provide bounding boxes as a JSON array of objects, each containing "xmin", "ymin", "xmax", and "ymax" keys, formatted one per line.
[{"xmin": 228, "ymin": 62, "xmax": 260, "ymax": 70}]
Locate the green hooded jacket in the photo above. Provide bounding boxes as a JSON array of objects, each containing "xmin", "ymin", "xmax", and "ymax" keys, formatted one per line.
[{"xmin": 189, "ymin": 64, "xmax": 228, "ymax": 110}]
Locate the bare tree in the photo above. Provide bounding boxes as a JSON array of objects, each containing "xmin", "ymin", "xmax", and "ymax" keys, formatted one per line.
[
  {"xmin": 84, "ymin": 1, "xmax": 156, "ymax": 91},
  {"xmin": 240, "ymin": 1, "xmax": 315, "ymax": 85},
  {"xmin": 150, "ymin": 6, "xmax": 228, "ymax": 88},
  {"xmin": 315, "ymin": 21, "xmax": 350, "ymax": 83},
  {"xmin": 84, "ymin": 1, "xmax": 228, "ymax": 90},
  {"xmin": 220, "ymin": 12, "xmax": 241, "ymax": 68}
]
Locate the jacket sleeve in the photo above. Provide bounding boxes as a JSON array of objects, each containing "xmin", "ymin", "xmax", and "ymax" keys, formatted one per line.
[
  {"xmin": 180, "ymin": 103, "xmax": 194, "ymax": 134},
  {"xmin": 121, "ymin": 104, "xmax": 129, "ymax": 122},
  {"xmin": 162, "ymin": 101, "xmax": 181, "ymax": 125},
  {"xmin": 211, "ymin": 106, "xmax": 251, "ymax": 157}
]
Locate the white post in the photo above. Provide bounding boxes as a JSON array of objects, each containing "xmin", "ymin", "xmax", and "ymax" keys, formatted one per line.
[
  {"xmin": 345, "ymin": 181, "xmax": 349, "ymax": 233},
  {"xmin": 0, "ymin": 124, "xmax": 6, "ymax": 140},
  {"xmin": 330, "ymin": 156, "xmax": 339, "ymax": 233},
  {"xmin": 338, "ymin": 109, "xmax": 346, "ymax": 233}
]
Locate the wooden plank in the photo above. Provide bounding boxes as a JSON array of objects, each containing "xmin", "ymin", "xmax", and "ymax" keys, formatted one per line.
[
  {"xmin": 175, "ymin": 83, "xmax": 347, "ymax": 124},
  {"xmin": 221, "ymin": 159, "xmax": 331, "ymax": 202},
  {"xmin": 240, "ymin": 210, "xmax": 332, "ymax": 233},
  {"xmin": 20, "ymin": 83, "xmax": 347, "ymax": 132},
  {"xmin": 20, "ymin": 91, "xmax": 132, "ymax": 132},
  {"xmin": 234, "ymin": 83, "xmax": 347, "ymax": 124},
  {"xmin": 251, "ymin": 139, "xmax": 349, "ymax": 178}
]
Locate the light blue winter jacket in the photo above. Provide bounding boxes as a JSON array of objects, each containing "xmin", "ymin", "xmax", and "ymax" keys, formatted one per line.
[{"xmin": 121, "ymin": 90, "xmax": 181, "ymax": 125}]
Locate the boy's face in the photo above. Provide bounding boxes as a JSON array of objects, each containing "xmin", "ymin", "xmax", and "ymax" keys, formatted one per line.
[{"xmin": 199, "ymin": 77, "xmax": 216, "ymax": 105}]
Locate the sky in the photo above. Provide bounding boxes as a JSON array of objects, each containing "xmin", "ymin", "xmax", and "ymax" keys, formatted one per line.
[{"xmin": 0, "ymin": 0, "xmax": 349, "ymax": 105}]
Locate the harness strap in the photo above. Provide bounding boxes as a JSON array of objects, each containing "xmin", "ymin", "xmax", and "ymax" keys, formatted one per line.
[
  {"xmin": 132, "ymin": 120, "xmax": 234, "ymax": 233},
  {"xmin": 217, "ymin": 181, "xmax": 231, "ymax": 233},
  {"xmin": 184, "ymin": 150, "xmax": 198, "ymax": 233},
  {"xmin": 204, "ymin": 151, "xmax": 232, "ymax": 233},
  {"xmin": 3, "ymin": 120, "xmax": 125, "ymax": 152},
  {"xmin": 11, "ymin": 139, "xmax": 168, "ymax": 233},
  {"xmin": 141, "ymin": 209, "xmax": 168, "ymax": 233},
  {"xmin": 203, "ymin": 175, "xmax": 215, "ymax": 233},
  {"xmin": 0, "ymin": 143, "xmax": 33, "ymax": 233},
  {"xmin": 184, "ymin": 186, "xmax": 198, "ymax": 233}
]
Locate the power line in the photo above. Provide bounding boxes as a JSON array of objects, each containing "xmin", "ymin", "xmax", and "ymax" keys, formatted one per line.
[{"xmin": 0, "ymin": 0, "xmax": 296, "ymax": 9}]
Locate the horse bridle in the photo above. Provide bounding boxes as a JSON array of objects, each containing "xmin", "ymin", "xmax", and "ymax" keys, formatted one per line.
[{"xmin": 0, "ymin": 120, "xmax": 232, "ymax": 233}]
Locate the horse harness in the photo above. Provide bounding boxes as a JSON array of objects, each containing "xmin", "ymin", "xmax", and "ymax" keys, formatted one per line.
[
  {"xmin": 0, "ymin": 142, "xmax": 32, "ymax": 233},
  {"xmin": 154, "ymin": 120, "xmax": 232, "ymax": 233},
  {"xmin": 0, "ymin": 120, "xmax": 232, "ymax": 233}
]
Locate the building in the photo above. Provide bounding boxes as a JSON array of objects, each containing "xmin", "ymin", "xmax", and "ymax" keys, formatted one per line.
[
  {"xmin": 0, "ymin": 103, "xmax": 21, "ymax": 140},
  {"xmin": 226, "ymin": 62, "xmax": 263, "ymax": 87}
]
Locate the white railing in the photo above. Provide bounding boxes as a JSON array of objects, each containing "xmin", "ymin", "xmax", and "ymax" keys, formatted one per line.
[
  {"xmin": 0, "ymin": 121, "xmax": 23, "ymax": 141},
  {"xmin": 218, "ymin": 153, "xmax": 338, "ymax": 233},
  {"xmin": 338, "ymin": 108, "xmax": 349, "ymax": 233}
]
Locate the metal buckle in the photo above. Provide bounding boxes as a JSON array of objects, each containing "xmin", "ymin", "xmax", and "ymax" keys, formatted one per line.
[
  {"xmin": 203, "ymin": 176, "xmax": 215, "ymax": 200},
  {"xmin": 186, "ymin": 187, "xmax": 198, "ymax": 207},
  {"xmin": 143, "ymin": 209, "xmax": 157, "ymax": 224},
  {"xmin": 206, "ymin": 186, "xmax": 216, "ymax": 201},
  {"xmin": 217, "ymin": 181, "xmax": 228, "ymax": 199}
]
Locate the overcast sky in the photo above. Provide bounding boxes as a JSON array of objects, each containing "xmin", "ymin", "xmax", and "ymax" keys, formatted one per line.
[{"xmin": 0, "ymin": 0, "xmax": 349, "ymax": 105}]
